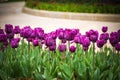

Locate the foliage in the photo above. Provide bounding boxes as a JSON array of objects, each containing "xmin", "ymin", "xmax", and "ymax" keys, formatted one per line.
[
  {"xmin": 0, "ymin": 43, "xmax": 120, "ymax": 80},
  {"xmin": 28, "ymin": 0, "xmax": 120, "ymax": 4},
  {"xmin": 25, "ymin": 1, "xmax": 120, "ymax": 14}
]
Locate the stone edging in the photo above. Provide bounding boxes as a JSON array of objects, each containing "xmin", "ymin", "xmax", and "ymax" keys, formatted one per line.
[{"xmin": 23, "ymin": 7, "xmax": 120, "ymax": 22}]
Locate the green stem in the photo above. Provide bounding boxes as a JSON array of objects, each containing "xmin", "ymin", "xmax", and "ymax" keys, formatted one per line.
[
  {"xmin": 76, "ymin": 44, "xmax": 79, "ymax": 53},
  {"xmin": 92, "ymin": 42, "xmax": 95, "ymax": 79},
  {"xmin": 28, "ymin": 41, "xmax": 30, "ymax": 54},
  {"xmin": 22, "ymin": 38, "xmax": 24, "ymax": 54}
]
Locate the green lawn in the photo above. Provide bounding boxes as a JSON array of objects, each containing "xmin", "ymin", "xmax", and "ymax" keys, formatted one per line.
[{"xmin": 25, "ymin": 2, "xmax": 120, "ymax": 14}]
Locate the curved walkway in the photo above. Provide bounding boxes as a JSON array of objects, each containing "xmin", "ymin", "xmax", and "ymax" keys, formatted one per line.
[{"xmin": 0, "ymin": 2, "xmax": 120, "ymax": 34}]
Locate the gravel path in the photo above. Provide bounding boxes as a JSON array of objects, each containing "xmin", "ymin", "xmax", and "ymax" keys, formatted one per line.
[{"xmin": 0, "ymin": 2, "xmax": 120, "ymax": 34}]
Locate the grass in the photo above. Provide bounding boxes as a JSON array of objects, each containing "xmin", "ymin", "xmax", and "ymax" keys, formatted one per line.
[{"xmin": 25, "ymin": 2, "xmax": 120, "ymax": 14}]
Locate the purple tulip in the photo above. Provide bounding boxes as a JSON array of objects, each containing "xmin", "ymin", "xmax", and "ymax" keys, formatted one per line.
[
  {"xmin": 32, "ymin": 38, "xmax": 39, "ymax": 47},
  {"xmin": 79, "ymin": 35, "xmax": 90, "ymax": 51},
  {"xmin": 115, "ymin": 43, "xmax": 120, "ymax": 51},
  {"xmin": 109, "ymin": 37, "xmax": 118, "ymax": 47},
  {"xmin": 20, "ymin": 28, "xmax": 24, "ymax": 37},
  {"xmin": 79, "ymin": 35, "xmax": 87, "ymax": 44},
  {"xmin": 50, "ymin": 31, "xmax": 57, "ymax": 39},
  {"xmin": 58, "ymin": 44, "xmax": 66, "ymax": 52},
  {"xmin": 10, "ymin": 38, "xmax": 20, "ymax": 48},
  {"xmin": 110, "ymin": 32, "xmax": 118, "ymax": 37},
  {"xmin": 100, "ymin": 33, "xmax": 109, "ymax": 41},
  {"xmin": 10, "ymin": 41, "xmax": 18, "ymax": 48},
  {"xmin": 86, "ymin": 31, "xmax": 90, "ymax": 37},
  {"xmin": 27, "ymin": 38, "xmax": 33, "ymax": 42},
  {"xmin": 0, "ymin": 34, "xmax": 7, "ymax": 42},
  {"xmin": 0, "ymin": 29, "xmax": 4, "ymax": 34},
  {"xmin": 74, "ymin": 36, "xmax": 80, "ymax": 43},
  {"xmin": 5, "ymin": 24, "xmax": 13, "ymax": 34},
  {"xmin": 82, "ymin": 37, "xmax": 90, "ymax": 47},
  {"xmin": 49, "ymin": 42, "xmax": 56, "ymax": 51},
  {"xmin": 45, "ymin": 37, "xmax": 55, "ymax": 47},
  {"xmin": 58, "ymin": 31, "xmax": 64, "ymax": 40},
  {"xmin": 7, "ymin": 32, "xmax": 14, "ymax": 39},
  {"xmin": 69, "ymin": 46, "xmax": 76, "ymax": 52},
  {"xmin": 71, "ymin": 29, "xmax": 79, "ymax": 35},
  {"xmin": 88, "ymin": 30, "xmax": 99, "ymax": 42},
  {"xmin": 15, "ymin": 38, "xmax": 20, "ymax": 42},
  {"xmin": 49, "ymin": 45, "xmax": 56, "ymax": 51},
  {"xmin": 109, "ymin": 32, "xmax": 119, "ymax": 47},
  {"xmin": 64, "ymin": 29, "xmax": 75, "ymax": 41},
  {"xmin": 24, "ymin": 26, "xmax": 32, "ymax": 38},
  {"xmin": 96, "ymin": 40, "xmax": 105, "ymax": 48},
  {"xmin": 102, "ymin": 26, "xmax": 108, "ymax": 32},
  {"xmin": 13, "ymin": 25, "xmax": 20, "ymax": 34},
  {"xmin": 34, "ymin": 27, "xmax": 44, "ymax": 39},
  {"xmin": 56, "ymin": 28, "xmax": 63, "ymax": 35},
  {"xmin": 20, "ymin": 26, "xmax": 32, "ymax": 38},
  {"xmin": 30, "ymin": 30, "xmax": 36, "ymax": 38}
]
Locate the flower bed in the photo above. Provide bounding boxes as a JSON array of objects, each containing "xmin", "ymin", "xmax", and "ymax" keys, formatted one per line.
[
  {"xmin": 25, "ymin": 1, "xmax": 120, "ymax": 14},
  {"xmin": 0, "ymin": 24, "xmax": 120, "ymax": 80}
]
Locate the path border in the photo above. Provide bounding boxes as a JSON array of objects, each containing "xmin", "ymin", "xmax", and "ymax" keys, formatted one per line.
[{"xmin": 23, "ymin": 7, "xmax": 120, "ymax": 22}]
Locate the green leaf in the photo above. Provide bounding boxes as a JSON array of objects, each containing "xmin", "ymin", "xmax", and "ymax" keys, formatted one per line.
[
  {"xmin": 86, "ymin": 67, "xmax": 91, "ymax": 80},
  {"xmin": 0, "ymin": 70, "xmax": 8, "ymax": 80},
  {"xmin": 59, "ymin": 63, "xmax": 73, "ymax": 79},
  {"xmin": 107, "ymin": 71, "xmax": 113, "ymax": 80},
  {"xmin": 34, "ymin": 71, "xmax": 43, "ymax": 80},
  {"xmin": 94, "ymin": 67, "xmax": 100, "ymax": 80}
]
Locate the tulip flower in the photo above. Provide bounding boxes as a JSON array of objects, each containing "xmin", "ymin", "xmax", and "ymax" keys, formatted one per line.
[
  {"xmin": 58, "ymin": 31, "xmax": 64, "ymax": 40},
  {"xmin": 13, "ymin": 25, "xmax": 21, "ymax": 34},
  {"xmin": 115, "ymin": 43, "xmax": 120, "ymax": 51},
  {"xmin": 10, "ymin": 38, "xmax": 20, "ymax": 48},
  {"xmin": 7, "ymin": 32, "xmax": 14, "ymax": 40},
  {"xmin": 5, "ymin": 24, "xmax": 13, "ymax": 34},
  {"xmin": 96, "ymin": 40, "xmax": 105, "ymax": 48},
  {"xmin": 88, "ymin": 30, "xmax": 99, "ymax": 43},
  {"xmin": 109, "ymin": 32, "xmax": 119, "ymax": 47},
  {"xmin": 64, "ymin": 29, "xmax": 75, "ymax": 41},
  {"xmin": 45, "ymin": 37, "xmax": 55, "ymax": 47},
  {"xmin": 102, "ymin": 26, "xmax": 108, "ymax": 33},
  {"xmin": 49, "ymin": 45, "xmax": 56, "ymax": 51},
  {"xmin": 32, "ymin": 38, "xmax": 39, "ymax": 47},
  {"xmin": 82, "ymin": 37, "xmax": 90, "ymax": 47},
  {"xmin": 69, "ymin": 46, "xmax": 76, "ymax": 52},
  {"xmin": 34, "ymin": 27, "xmax": 44, "ymax": 40},
  {"xmin": 58, "ymin": 44, "xmax": 66, "ymax": 52},
  {"xmin": 74, "ymin": 36, "xmax": 80, "ymax": 43},
  {"xmin": 0, "ymin": 34, "xmax": 7, "ymax": 42},
  {"xmin": 100, "ymin": 33, "xmax": 109, "ymax": 41}
]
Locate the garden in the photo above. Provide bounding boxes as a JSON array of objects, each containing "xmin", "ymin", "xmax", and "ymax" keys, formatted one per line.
[{"xmin": 0, "ymin": 24, "xmax": 120, "ymax": 80}]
